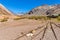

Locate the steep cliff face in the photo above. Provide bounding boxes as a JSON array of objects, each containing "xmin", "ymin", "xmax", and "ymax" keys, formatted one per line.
[{"xmin": 28, "ymin": 5, "xmax": 60, "ymax": 16}]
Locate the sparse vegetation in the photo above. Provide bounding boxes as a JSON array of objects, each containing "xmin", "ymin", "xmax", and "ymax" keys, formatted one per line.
[
  {"xmin": 0, "ymin": 18, "xmax": 8, "ymax": 22},
  {"xmin": 27, "ymin": 16, "xmax": 42, "ymax": 20},
  {"xmin": 26, "ymin": 16, "xmax": 47, "ymax": 20},
  {"xmin": 13, "ymin": 16, "xmax": 25, "ymax": 20},
  {"xmin": 0, "ymin": 16, "xmax": 9, "ymax": 22},
  {"xmin": 14, "ymin": 17, "xmax": 21, "ymax": 20},
  {"xmin": 23, "ymin": 15, "xmax": 60, "ymax": 22},
  {"xmin": 57, "ymin": 16, "xmax": 60, "ymax": 21},
  {"xmin": 0, "ymin": 19, "xmax": 7, "ymax": 22}
]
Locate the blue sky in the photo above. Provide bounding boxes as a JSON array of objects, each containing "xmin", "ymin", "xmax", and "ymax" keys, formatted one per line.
[{"xmin": 0, "ymin": 0, "xmax": 60, "ymax": 14}]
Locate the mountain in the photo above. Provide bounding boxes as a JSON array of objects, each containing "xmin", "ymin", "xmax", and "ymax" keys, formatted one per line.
[
  {"xmin": 0, "ymin": 3, "xmax": 14, "ymax": 15},
  {"xmin": 27, "ymin": 4, "xmax": 60, "ymax": 16},
  {"xmin": 0, "ymin": 3, "xmax": 16, "ymax": 19}
]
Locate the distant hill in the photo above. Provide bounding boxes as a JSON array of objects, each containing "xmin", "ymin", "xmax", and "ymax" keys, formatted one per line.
[{"xmin": 27, "ymin": 4, "xmax": 60, "ymax": 16}]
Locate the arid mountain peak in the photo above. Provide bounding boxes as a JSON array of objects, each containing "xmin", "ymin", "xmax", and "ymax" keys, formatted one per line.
[
  {"xmin": 0, "ymin": 3, "xmax": 14, "ymax": 15},
  {"xmin": 28, "ymin": 5, "xmax": 60, "ymax": 16},
  {"xmin": 0, "ymin": 3, "xmax": 5, "ymax": 8},
  {"xmin": 0, "ymin": 3, "xmax": 16, "ymax": 19}
]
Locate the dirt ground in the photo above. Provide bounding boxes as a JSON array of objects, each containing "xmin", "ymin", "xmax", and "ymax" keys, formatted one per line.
[
  {"xmin": 0, "ymin": 19, "xmax": 46, "ymax": 40},
  {"xmin": 0, "ymin": 19, "xmax": 60, "ymax": 40}
]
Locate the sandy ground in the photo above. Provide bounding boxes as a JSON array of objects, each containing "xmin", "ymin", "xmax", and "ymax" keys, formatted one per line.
[
  {"xmin": 0, "ymin": 19, "xmax": 59, "ymax": 40},
  {"xmin": 0, "ymin": 19, "xmax": 46, "ymax": 40}
]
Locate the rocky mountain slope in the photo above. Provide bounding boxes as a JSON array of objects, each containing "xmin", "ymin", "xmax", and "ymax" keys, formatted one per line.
[
  {"xmin": 28, "ymin": 4, "xmax": 60, "ymax": 16},
  {"xmin": 0, "ymin": 3, "xmax": 16, "ymax": 19},
  {"xmin": 0, "ymin": 3, "xmax": 14, "ymax": 15}
]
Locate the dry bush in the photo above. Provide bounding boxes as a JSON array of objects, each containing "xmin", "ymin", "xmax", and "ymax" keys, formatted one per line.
[
  {"xmin": 57, "ymin": 16, "xmax": 60, "ymax": 21},
  {"xmin": 27, "ymin": 16, "xmax": 47, "ymax": 20},
  {"xmin": 0, "ymin": 18, "xmax": 8, "ymax": 22},
  {"xmin": 13, "ymin": 16, "xmax": 25, "ymax": 20},
  {"xmin": 0, "ymin": 16, "xmax": 9, "ymax": 22},
  {"xmin": 0, "ymin": 19, "xmax": 7, "ymax": 22}
]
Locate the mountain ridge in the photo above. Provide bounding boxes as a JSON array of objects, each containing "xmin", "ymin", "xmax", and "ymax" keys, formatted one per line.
[
  {"xmin": 27, "ymin": 4, "xmax": 60, "ymax": 16},
  {"xmin": 0, "ymin": 3, "xmax": 14, "ymax": 15}
]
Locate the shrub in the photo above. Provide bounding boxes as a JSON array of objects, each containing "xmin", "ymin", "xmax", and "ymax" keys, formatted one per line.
[
  {"xmin": 27, "ymin": 16, "xmax": 41, "ymax": 20},
  {"xmin": 27, "ymin": 16, "xmax": 47, "ymax": 20},
  {"xmin": 58, "ymin": 14, "xmax": 60, "ymax": 16},
  {"xmin": 14, "ymin": 17, "xmax": 21, "ymax": 20},
  {"xmin": 57, "ymin": 16, "xmax": 60, "ymax": 21},
  {"xmin": 0, "ymin": 16, "xmax": 9, "ymax": 22},
  {"xmin": 0, "ymin": 18, "xmax": 8, "ymax": 22},
  {"xmin": 13, "ymin": 16, "xmax": 25, "ymax": 20}
]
